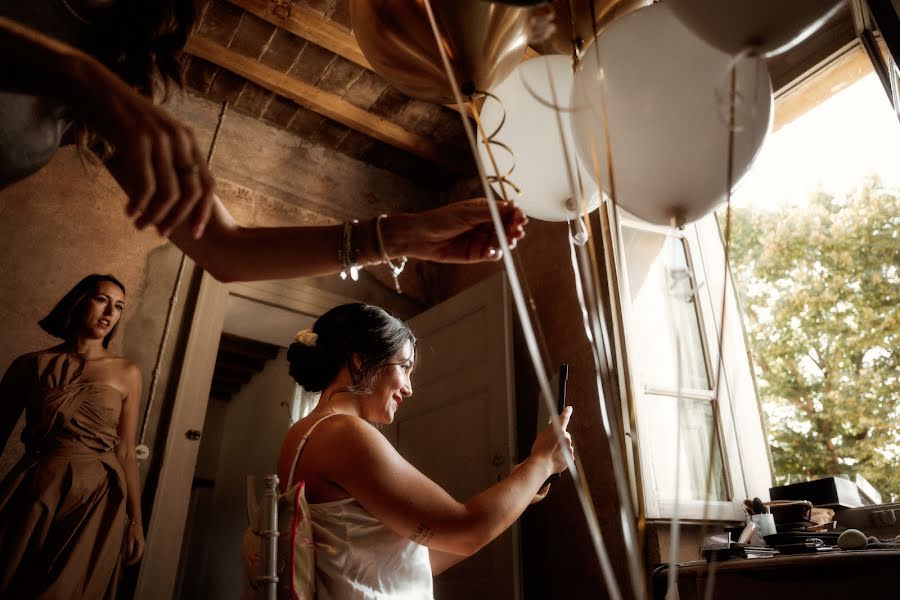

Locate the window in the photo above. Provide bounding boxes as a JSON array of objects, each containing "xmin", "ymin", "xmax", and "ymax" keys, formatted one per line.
[
  {"xmin": 725, "ymin": 43, "xmax": 900, "ymax": 501},
  {"xmin": 618, "ymin": 215, "xmax": 769, "ymax": 520}
]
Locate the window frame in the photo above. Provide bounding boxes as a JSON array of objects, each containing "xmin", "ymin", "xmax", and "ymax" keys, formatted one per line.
[{"xmin": 616, "ymin": 210, "xmax": 771, "ymax": 521}]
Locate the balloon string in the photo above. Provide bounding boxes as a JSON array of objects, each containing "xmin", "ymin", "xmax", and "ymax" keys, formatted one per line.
[
  {"xmin": 584, "ymin": 89, "xmax": 645, "ymax": 532},
  {"xmin": 543, "ymin": 50, "xmax": 648, "ymax": 600},
  {"xmin": 699, "ymin": 62, "xmax": 739, "ymax": 600},
  {"xmin": 665, "ymin": 230, "xmax": 686, "ymax": 600},
  {"xmin": 475, "ymin": 92, "xmax": 524, "ymax": 197},
  {"xmin": 595, "ymin": 57, "xmax": 651, "ymax": 562},
  {"xmin": 578, "ymin": 58, "xmax": 650, "ymax": 597},
  {"xmin": 517, "ymin": 67, "xmax": 589, "ymax": 112},
  {"xmin": 469, "ymin": 103, "xmax": 553, "ymax": 372},
  {"xmin": 420, "ymin": 3, "xmax": 623, "ymax": 599}
]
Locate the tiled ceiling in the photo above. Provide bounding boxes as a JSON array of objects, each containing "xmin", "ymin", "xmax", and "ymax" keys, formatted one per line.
[
  {"xmin": 180, "ymin": 0, "xmax": 858, "ymax": 188},
  {"xmin": 182, "ymin": 0, "xmax": 476, "ymax": 186}
]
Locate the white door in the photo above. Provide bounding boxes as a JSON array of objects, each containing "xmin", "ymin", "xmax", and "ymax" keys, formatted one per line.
[
  {"xmin": 388, "ymin": 272, "xmax": 521, "ymax": 600},
  {"xmin": 135, "ymin": 270, "xmax": 228, "ymax": 600},
  {"xmin": 136, "ymin": 276, "xmax": 357, "ymax": 600}
]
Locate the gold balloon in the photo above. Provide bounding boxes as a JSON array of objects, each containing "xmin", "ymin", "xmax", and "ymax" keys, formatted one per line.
[
  {"xmin": 350, "ymin": 0, "xmax": 530, "ymax": 104},
  {"xmin": 539, "ymin": 0, "xmax": 652, "ymax": 56}
]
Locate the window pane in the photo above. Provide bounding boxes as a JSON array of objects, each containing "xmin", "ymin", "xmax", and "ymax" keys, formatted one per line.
[
  {"xmin": 726, "ymin": 47, "xmax": 900, "ymax": 501},
  {"xmin": 637, "ymin": 394, "xmax": 728, "ymax": 502},
  {"xmin": 621, "ymin": 226, "xmax": 710, "ymax": 390}
]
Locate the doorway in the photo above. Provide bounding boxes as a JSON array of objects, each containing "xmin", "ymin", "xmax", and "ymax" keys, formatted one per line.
[{"xmin": 173, "ymin": 292, "xmax": 314, "ymax": 598}]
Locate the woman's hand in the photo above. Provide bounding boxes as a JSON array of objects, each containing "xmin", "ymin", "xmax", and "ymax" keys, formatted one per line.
[
  {"xmin": 531, "ymin": 406, "xmax": 574, "ymax": 476},
  {"xmin": 125, "ymin": 520, "xmax": 145, "ymax": 566},
  {"xmin": 383, "ymin": 198, "xmax": 528, "ymax": 263},
  {"xmin": 0, "ymin": 17, "xmax": 214, "ymax": 237},
  {"xmin": 530, "ymin": 482, "xmax": 551, "ymax": 505},
  {"xmin": 69, "ymin": 55, "xmax": 216, "ymax": 239}
]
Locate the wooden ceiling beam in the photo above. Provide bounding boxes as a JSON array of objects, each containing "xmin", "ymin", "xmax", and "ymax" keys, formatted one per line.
[
  {"xmin": 227, "ymin": 0, "xmax": 540, "ymax": 67},
  {"xmin": 228, "ymin": 0, "xmax": 372, "ymax": 70},
  {"xmin": 224, "ymin": 0, "xmax": 536, "ymax": 116},
  {"xmin": 185, "ymin": 35, "xmax": 463, "ymax": 173}
]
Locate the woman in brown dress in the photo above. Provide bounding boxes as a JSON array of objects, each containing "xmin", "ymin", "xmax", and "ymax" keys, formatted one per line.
[{"xmin": 0, "ymin": 274, "xmax": 143, "ymax": 599}]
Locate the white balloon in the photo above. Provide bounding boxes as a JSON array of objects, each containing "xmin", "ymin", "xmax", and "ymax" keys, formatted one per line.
[
  {"xmin": 478, "ymin": 55, "xmax": 601, "ymax": 222},
  {"xmin": 666, "ymin": 0, "xmax": 846, "ymax": 58},
  {"xmin": 571, "ymin": 3, "xmax": 772, "ymax": 226}
]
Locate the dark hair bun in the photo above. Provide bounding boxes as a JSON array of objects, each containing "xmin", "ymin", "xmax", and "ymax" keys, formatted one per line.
[
  {"xmin": 287, "ymin": 341, "xmax": 339, "ymax": 393},
  {"xmin": 285, "ymin": 304, "xmax": 416, "ymax": 395}
]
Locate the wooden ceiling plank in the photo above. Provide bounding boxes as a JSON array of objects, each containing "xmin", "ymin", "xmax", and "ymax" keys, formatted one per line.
[
  {"xmin": 227, "ymin": 0, "xmax": 371, "ymax": 70},
  {"xmin": 225, "ymin": 0, "xmax": 483, "ymax": 116},
  {"xmin": 186, "ymin": 34, "xmax": 463, "ymax": 172}
]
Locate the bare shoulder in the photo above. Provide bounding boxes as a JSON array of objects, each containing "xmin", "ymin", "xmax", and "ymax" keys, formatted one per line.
[
  {"xmin": 117, "ymin": 359, "xmax": 141, "ymax": 389},
  {"xmin": 322, "ymin": 414, "xmax": 388, "ymax": 445},
  {"xmin": 100, "ymin": 356, "xmax": 141, "ymax": 397},
  {"xmin": 303, "ymin": 414, "xmax": 396, "ymax": 463},
  {"xmin": 118, "ymin": 358, "xmax": 140, "ymax": 378}
]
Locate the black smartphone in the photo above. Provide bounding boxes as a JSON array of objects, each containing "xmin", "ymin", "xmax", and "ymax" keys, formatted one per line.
[
  {"xmin": 556, "ymin": 363, "xmax": 569, "ymax": 416},
  {"xmin": 543, "ymin": 363, "xmax": 569, "ymax": 488}
]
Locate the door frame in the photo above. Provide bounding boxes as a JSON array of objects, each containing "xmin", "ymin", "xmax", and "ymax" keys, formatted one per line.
[{"xmin": 135, "ymin": 272, "xmax": 357, "ymax": 600}]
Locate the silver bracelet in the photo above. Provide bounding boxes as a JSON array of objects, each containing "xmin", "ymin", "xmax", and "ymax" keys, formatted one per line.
[
  {"xmin": 339, "ymin": 220, "xmax": 361, "ymax": 281},
  {"xmin": 375, "ymin": 214, "xmax": 408, "ymax": 294}
]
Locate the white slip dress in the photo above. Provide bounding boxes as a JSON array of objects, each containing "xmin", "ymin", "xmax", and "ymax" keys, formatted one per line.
[{"xmin": 287, "ymin": 414, "xmax": 434, "ymax": 600}]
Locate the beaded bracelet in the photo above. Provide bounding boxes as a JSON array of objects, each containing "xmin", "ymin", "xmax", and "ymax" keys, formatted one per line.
[{"xmin": 338, "ymin": 219, "xmax": 361, "ymax": 281}]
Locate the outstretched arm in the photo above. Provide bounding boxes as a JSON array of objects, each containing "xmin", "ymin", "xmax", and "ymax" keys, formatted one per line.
[
  {"xmin": 0, "ymin": 17, "xmax": 215, "ymax": 238},
  {"xmin": 318, "ymin": 408, "xmax": 572, "ymax": 559},
  {"xmin": 169, "ymin": 196, "xmax": 528, "ymax": 282}
]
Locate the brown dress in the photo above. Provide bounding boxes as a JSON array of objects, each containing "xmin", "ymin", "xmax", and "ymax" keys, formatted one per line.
[{"xmin": 0, "ymin": 351, "xmax": 127, "ymax": 599}]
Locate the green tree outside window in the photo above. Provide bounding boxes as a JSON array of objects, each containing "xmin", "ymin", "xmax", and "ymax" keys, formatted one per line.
[{"xmin": 727, "ymin": 180, "xmax": 899, "ymax": 500}]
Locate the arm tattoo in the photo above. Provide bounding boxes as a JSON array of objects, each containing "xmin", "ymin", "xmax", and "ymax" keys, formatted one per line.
[{"xmin": 410, "ymin": 523, "xmax": 434, "ymax": 546}]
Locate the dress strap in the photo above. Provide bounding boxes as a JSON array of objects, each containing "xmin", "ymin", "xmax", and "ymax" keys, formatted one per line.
[{"xmin": 287, "ymin": 412, "xmax": 340, "ymax": 489}]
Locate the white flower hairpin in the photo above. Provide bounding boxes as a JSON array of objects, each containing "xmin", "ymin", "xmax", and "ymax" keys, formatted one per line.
[{"xmin": 295, "ymin": 329, "xmax": 318, "ymax": 347}]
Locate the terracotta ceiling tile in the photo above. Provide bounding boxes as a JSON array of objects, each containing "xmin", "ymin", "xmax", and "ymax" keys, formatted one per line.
[
  {"xmin": 183, "ymin": 56, "xmax": 220, "ymax": 95},
  {"xmin": 393, "ymin": 100, "xmax": 441, "ymax": 138},
  {"xmin": 316, "ymin": 56, "xmax": 365, "ymax": 96},
  {"xmin": 229, "ymin": 11, "xmax": 277, "ymax": 59},
  {"xmin": 260, "ymin": 28, "xmax": 307, "ymax": 73},
  {"xmin": 196, "ymin": 0, "xmax": 244, "ymax": 44},
  {"xmin": 233, "ymin": 81, "xmax": 274, "ymax": 117},
  {"xmin": 326, "ymin": 0, "xmax": 352, "ymax": 31},
  {"xmin": 428, "ymin": 111, "xmax": 469, "ymax": 148},
  {"xmin": 261, "ymin": 95, "xmax": 300, "ymax": 128},
  {"xmin": 287, "ymin": 106, "xmax": 329, "ymax": 137},
  {"xmin": 205, "ymin": 67, "xmax": 246, "ymax": 105},
  {"xmin": 289, "ymin": 42, "xmax": 336, "ymax": 85},
  {"xmin": 368, "ymin": 86, "xmax": 411, "ymax": 119},
  {"xmin": 337, "ymin": 130, "xmax": 378, "ymax": 160},
  {"xmin": 311, "ymin": 120, "xmax": 351, "ymax": 148},
  {"xmin": 342, "ymin": 69, "xmax": 389, "ymax": 111}
]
